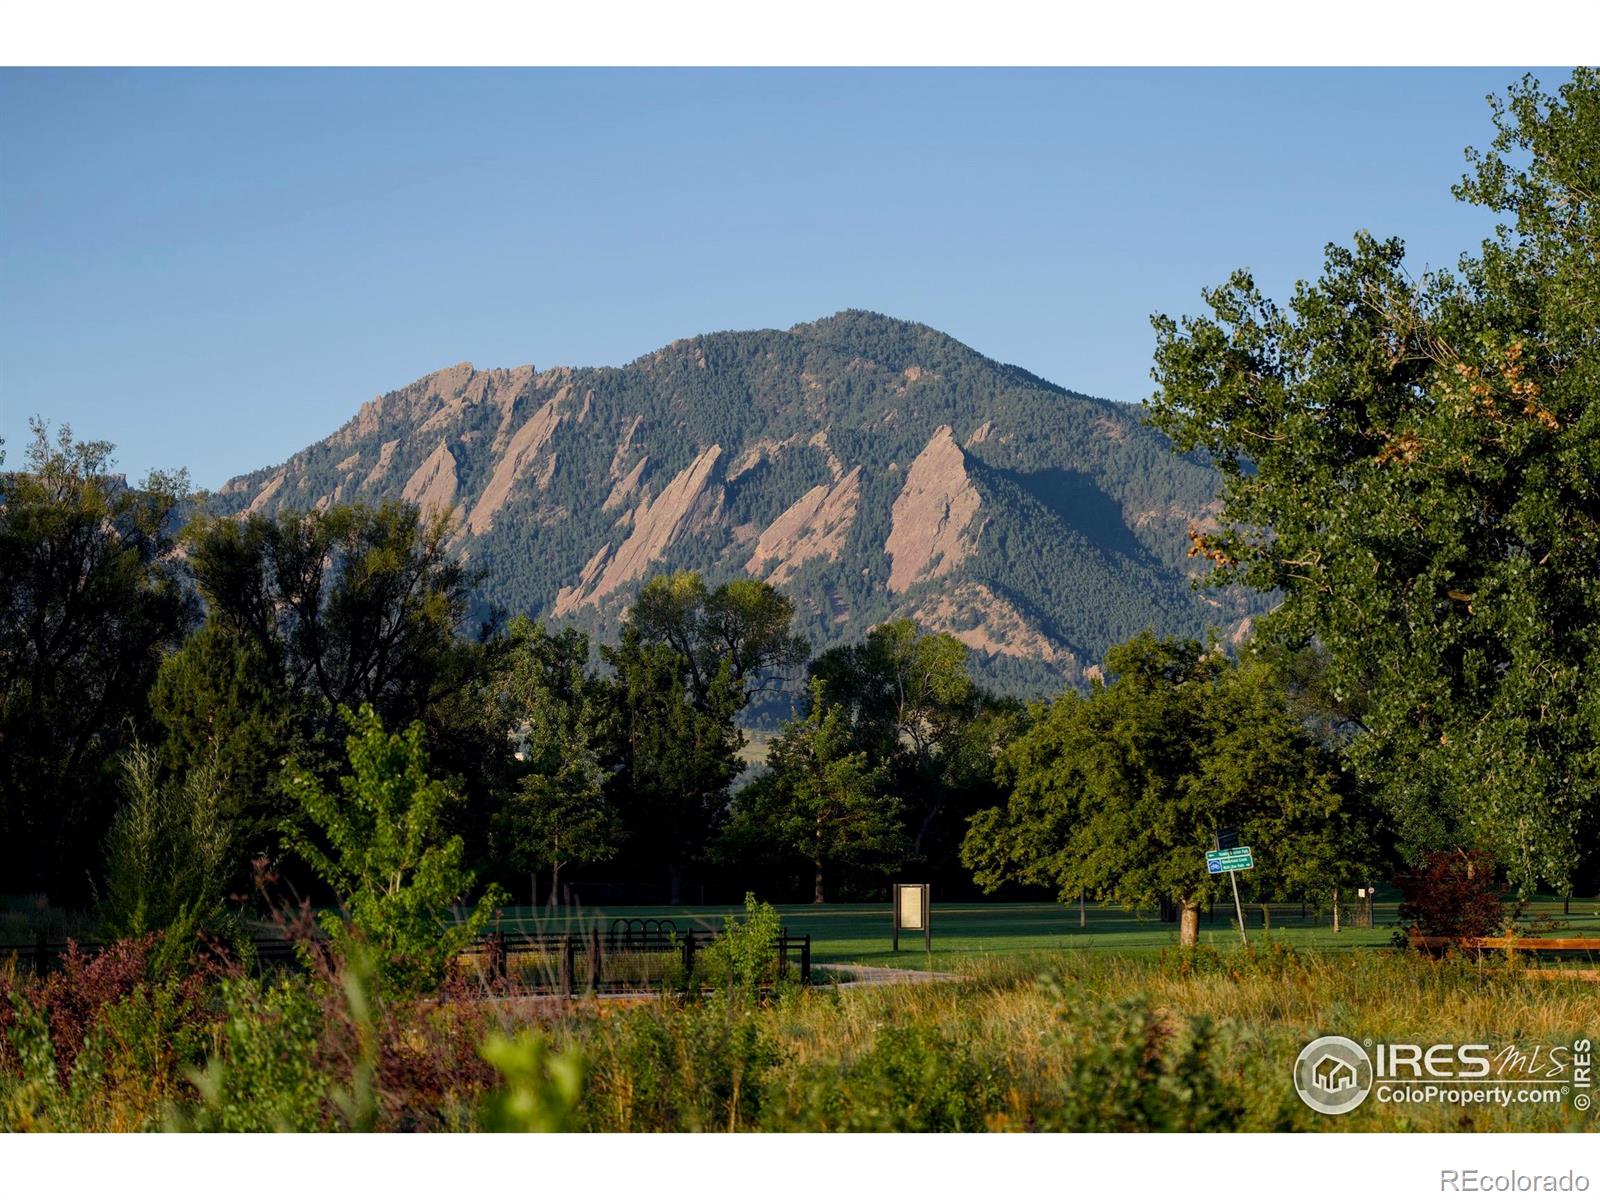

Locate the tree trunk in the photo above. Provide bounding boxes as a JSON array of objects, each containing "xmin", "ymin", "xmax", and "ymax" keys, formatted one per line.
[
  {"xmin": 1079, "ymin": 893, "xmax": 1086, "ymax": 928},
  {"xmin": 548, "ymin": 861, "xmax": 561, "ymax": 909},
  {"xmin": 1179, "ymin": 902, "xmax": 1201, "ymax": 947},
  {"xmin": 1332, "ymin": 886, "xmax": 1341, "ymax": 933},
  {"xmin": 668, "ymin": 863, "xmax": 687, "ymax": 906},
  {"xmin": 813, "ymin": 855, "xmax": 825, "ymax": 904}
]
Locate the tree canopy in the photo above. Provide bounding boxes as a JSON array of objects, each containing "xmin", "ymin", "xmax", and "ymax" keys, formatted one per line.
[
  {"xmin": 0, "ymin": 420, "xmax": 193, "ymax": 899},
  {"xmin": 726, "ymin": 679, "xmax": 906, "ymax": 903},
  {"xmin": 810, "ymin": 619, "xmax": 1023, "ymax": 873},
  {"xmin": 630, "ymin": 571, "xmax": 808, "ymax": 711},
  {"xmin": 963, "ymin": 633, "xmax": 1379, "ymax": 944},
  {"xmin": 1147, "ymin": 70, "xmax": 1600, "ymax": 893}
]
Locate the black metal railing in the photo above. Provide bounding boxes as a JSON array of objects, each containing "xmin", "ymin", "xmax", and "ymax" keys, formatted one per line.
[
  {"xmin": 467, "ymin": 925, "xmax": 811, "ymax": 994},
  {"xmin": 0, "ymin": 925, "xmax": 812, "ymax": 994}
]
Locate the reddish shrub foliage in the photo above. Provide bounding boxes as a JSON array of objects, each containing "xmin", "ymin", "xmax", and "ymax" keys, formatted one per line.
[
  {"xmin": 0, "ymin": 933, "xmax": 230, "ymax": 1082},
  {"xmin": 1396, "ymin": 849, "xmax": 1506, "ymax": 938},
  {"xmin": 0, "ymin": 936, "xmax": 157, "ymax": 1078}
]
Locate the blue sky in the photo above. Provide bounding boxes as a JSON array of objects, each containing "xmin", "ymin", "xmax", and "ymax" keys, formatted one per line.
[{"xmin": 0, "ymin": 68, "xmax": 1557, "ymax": 489}]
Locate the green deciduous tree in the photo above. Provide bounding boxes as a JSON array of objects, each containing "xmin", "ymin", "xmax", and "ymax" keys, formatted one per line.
[
  {"xmin": 599, "ymin": 627, "xmax": 742, "ymax": 903},
  {"xmin": 282, "ymin": 704, "xmax": 503, "ymax": 992},
  {"xmin": 491, "ymin": 618, "xmax": 618, "ymax": 907},
  {"xmin": 1147, "ymin": 71, "xmax": 1600, "ymax": 894},
  {"xmin": 0, "ymin": 419, "xmax": 194, "ymax": 900},
  {"xmin": 963, "ymin": 633, "xmax": 1378, "ymax": 945},
  {"xmin": 172, "ymin": 500, "xmax": 507, "ymax": 879},
  {"xmin": 182, "ymin": 501, "xmax": 492, "ymax": 735},
  {"xmin": 630, "ymin": 571, "xmax": 808, "ymax": 711},
  {"xmin": 729, "ymin": 680, "xmax": 906, "ymax": 903},
  {"xmin": 811, "ymin": 619, "xmax": 1023, "ymax": 876}
]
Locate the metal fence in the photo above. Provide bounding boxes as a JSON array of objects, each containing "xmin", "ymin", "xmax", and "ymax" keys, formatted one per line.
[
  {"xmin": 0, "ymin": 923, "xmax": 812, "ymax": 995},
  {"xmin": 467, "ymin": 922, "xmax": 811, "ymax": 994}
]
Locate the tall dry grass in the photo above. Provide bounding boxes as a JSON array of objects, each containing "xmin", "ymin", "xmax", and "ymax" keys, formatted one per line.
[{"xmin": 2, "ymin": 938, "xmax": 1593, "ymax": 1131}]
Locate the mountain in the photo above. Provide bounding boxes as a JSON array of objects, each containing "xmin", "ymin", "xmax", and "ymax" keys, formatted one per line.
[{"xmin": 210, "ymin": 310, "xmax": 1256, "ymax": 697}]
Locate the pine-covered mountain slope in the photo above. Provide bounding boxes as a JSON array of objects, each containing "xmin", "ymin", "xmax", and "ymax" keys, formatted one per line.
[{"xmin": 211, "ymin": 310, "xmax": 1257, "ymax": 695}]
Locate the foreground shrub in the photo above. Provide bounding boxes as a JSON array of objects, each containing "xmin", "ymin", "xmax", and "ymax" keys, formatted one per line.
[
  {"xmin": 764, "ymin": 1022, "xmax": 1001, "ymax": 1131},
  {"xmin": 477, "ymin": 1031, "xmax": 584, "ymax": 1132},
  {"xmin": 582, "ymin": 998, "xmax": 778, "ymax": 1131},
  {"xmin": 1036, "ymin": 995, "xmax": 1246, "ymax": 1131},
  {"xmin": 183, "ymin": 974, "xmax": 332, "ymax": 1131},
  {"xmin": 281, "ymin": 705, "xmax": 505, "ymax": 995},
  {"xmin": 182, "ymin": 938, "xmax": 501, "ymax": 1132},
  {"xmin": 698, "ymin": 893, "xmax": 784, "ymax": 999},
  {"xmin": 0, "ymin": 935, "xmax": 215, "ymax": 1131}
]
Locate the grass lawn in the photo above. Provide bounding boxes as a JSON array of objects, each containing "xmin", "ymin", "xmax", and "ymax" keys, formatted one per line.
[{"xmin": 482, "ymin": 895, "xmax": 1600, "ymax": 972}]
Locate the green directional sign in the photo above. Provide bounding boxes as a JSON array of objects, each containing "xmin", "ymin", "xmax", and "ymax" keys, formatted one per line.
[{"xmin": 1206, "ymin": 846, "xmax": 1255, "ymax": 874}]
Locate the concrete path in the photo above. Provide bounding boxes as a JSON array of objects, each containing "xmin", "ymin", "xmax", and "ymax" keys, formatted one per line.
[{"xmin": 813, "ymin": 962, "xmax": 961, "ymax": 987}]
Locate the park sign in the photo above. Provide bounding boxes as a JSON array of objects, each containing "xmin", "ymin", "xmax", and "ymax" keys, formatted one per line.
[
  {"xmin": 1207, "ymin": 842, "xmax": 1256, "ymax": 946},
  {"xmin": 893, "ymin": 882, "xmax": 931, "ymax": 952},
  {"xmin": 1206, "ymin": 846, "xmax": 1255, "ymax": 874}
]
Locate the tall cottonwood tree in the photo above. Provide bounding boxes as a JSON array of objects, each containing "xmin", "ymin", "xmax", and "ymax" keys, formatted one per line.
[
  {"xmin": 0, "ymin": 420, "xmax": 193, "ymax": 899},
  {"xmin": 168, "ymin": 501, "xmax": 506, "ymax": 873},
  {"xmin": 811, "ymin": 619, "xmax": 1023, "ymax": 875},
  {"xmin": 598, "ymin": 627, "xmax": 744, "ymax": 904},
  {"xmin": 630, "ymin": 571, "xmax": 808, "ymax": 710},
  {"xmin": 1147, "ymin": 71, "xmax": 1600, "ymax": 893},
  {"xmin": 599, "ymin": 572, "xmax": 806, "ymax": 902}
]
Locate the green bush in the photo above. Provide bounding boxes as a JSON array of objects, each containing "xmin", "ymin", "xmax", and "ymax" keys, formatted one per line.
[
  {"xmin": 282, "ymin": 705, "xmax": 505, "ymax": 995},
  {"xmin": 477, "ymin": 1031, "xmax": 584, "ymax": 1132},
  {"xmin": 583, "ymin": 1000, "xmax": 779, "ymax": 1131},
  {"xmin": 99, "ymin": 744, "xmax": 231, "ymax": 940},
  {"xmin": 182, "ymin": 975, "xmax": 333, "ymax": 1131},
  {"xmin": 1037, "ymin": 996, "xmax": 1246, "ymax": 1131},
  {"xmin": 699, "ymin": 893, "xmax": 782, "ymax": 999},
  {"xmin": 764, "ymin": 1023, "xmax": 1002, "ymax": 1131}
]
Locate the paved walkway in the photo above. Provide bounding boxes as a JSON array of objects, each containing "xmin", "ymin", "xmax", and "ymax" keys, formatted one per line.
[{"xmin": 813, "ymin": 962, "xmax": 961, "ymax": 987}]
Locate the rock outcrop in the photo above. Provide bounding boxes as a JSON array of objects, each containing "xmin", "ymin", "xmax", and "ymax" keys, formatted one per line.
[
  {"xmin": 913, "ymin": 582, "xmax": 1075, "ymax": 668},
  {"xmin": 466, "ymin": 386, "xmax": 569, "ymax": 535},
  {"xmin": 401, "ymin": 439, "xmax": 459, "ymax": 519},
  {"xmin": 746, "ymin": 465, "xmax": 861, "ymax": 586},
  {"xmin": 884, "ymin": 426, "xmax": 983, "ymax": 593},
  {"xmin": 553, "ymin": 445, "xmax": 724, "ymax": 615}
]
